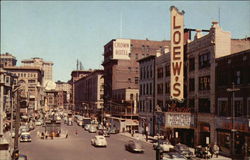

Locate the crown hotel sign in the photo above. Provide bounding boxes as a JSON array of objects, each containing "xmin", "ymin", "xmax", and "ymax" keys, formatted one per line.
[
  {"xmin": 170, "ymin": 6, "xmax": 184, "ymax": 102},
  {"xmin": 113, "ymin": 39, "xmax": 131, "ymax": 60}
]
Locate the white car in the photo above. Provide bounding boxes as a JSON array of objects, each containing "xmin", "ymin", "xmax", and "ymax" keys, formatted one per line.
[
  {"xmin": 35, "ymin": 120, "xmax": 43, "ymax": 126},
  {"xmin": 88, "ymin": 125, "xmax": 97, "ymax": 133},
  {"xmin": 20, "ymin": 132, "xmax": 31, "ymax": 142},
  {"xmin": 91, "ymin": 135, "xmax": 107, "ymax": 147},
  {"xmin": 153, "ymin": 139, "xmax": 174, "ymax": 152}
]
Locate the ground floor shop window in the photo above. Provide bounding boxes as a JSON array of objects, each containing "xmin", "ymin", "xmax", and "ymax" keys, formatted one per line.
[{"xmin": 217, "ymin": 131, "xmax": 231, "ymax": 155}]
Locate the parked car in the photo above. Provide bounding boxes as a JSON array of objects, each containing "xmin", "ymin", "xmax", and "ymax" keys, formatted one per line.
[
  {"xmin": 153, "ymin": 139, "xmax": 174, "ymax": 152},
  {"xmin": 88, "ymin": 125, "xmax": 97, "ymax": 133},
  {"xmin": 20, "ymin": 132, "xmax": 31, "ymax": 142},
  {"xmin": 161, "ymin": 152, "xmax": 187, "ymax": 160},
  {"xmin": 125, "ymin": 140, "xmax": 144, "ymax": 153},
  {"xmin": 173, "ymin": 143, "xmax": 193, "ymax": 159},
  {"xmin": 35, "ymin": 120, "xmax": 43, "ymax": 126},
  {"xmin": 84, "ymin": 124, "xmax": 90, "ymax": 131},
  {"xmin": 108, "ymin": 128, "xmax": 119, "ymax": 134},
  {"xmin": 98, "ymin": 129, "xmax": 110, "ymax": 137},
  {"xmin": 19, "ymin": 126, "xmax": 29, "ymax": 135},
  {"xmin": 28, "ymin": 123, "xmax": 35, "ymax": 130},
  {"xmin": 97, "ymin": 124, "xmax": 104, "ymax": 130},
  {"xmin": 91, "ymin": 135, "xmax": 107, "ymax": 147}
]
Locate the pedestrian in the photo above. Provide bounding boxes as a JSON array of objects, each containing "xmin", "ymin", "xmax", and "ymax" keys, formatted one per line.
[
  {"xmin": 66, "ymin": 133, "xmax": 68, "ymax": 139},
  {"xmin": 75, "ymin": 129, "xmax": 78, "ymax": 136},
  {"xmin": 212, "ymin": 142, "xmax": 220, "ymax": 158}
]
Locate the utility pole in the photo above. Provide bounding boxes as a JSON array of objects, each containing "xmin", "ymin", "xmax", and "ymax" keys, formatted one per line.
[
  {"xmin": 14, "ymin": 89, "xmax": 21, "ymax": 152},
  {"xmin": 0, "ymin": 82, "xmax": 4, "ymax": 138},
  {"xmin": 227, "ymin": 82, "xmax": 240, "ymax": 157}
]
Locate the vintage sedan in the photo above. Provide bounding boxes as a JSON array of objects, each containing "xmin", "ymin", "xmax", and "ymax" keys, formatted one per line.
[
  {"xmin": 173, "ymin": 143, "xmax": 193, "ymax": 159},
  {"xmin": 153, "ymin": 139, "xmax": 174, "ymax": 152},
  {"xmin": 88, "ymin": 125, "xmax": 97, "ymax": 133},
  {"xmin": 20, "ymin": 132, "xmax": 31, "ymax": 142},
  {"xmin": 125, "ymin": 140, "xmax": 144, "ymax": 153},
  {"xmin": 161, "ymin": 152, "xmax": 187, "ymax": 160},
  {"xmin": 91, "ymin": 135, "xmax": 107, "ymax": 147}
]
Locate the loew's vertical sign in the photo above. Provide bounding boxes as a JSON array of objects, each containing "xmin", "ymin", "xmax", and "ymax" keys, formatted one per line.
[{"xmin": 170, "ymin": 6, "xmax": 184, "ymax": 102}]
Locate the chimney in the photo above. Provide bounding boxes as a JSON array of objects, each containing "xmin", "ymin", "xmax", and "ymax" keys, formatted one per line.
[
  {"xmin": 194, "ymin": 29, "xmax": 203, "ymax": 40},
  {"xmin": 212, "ymin": 21, "xmax": 219, "ymax": 28},
  {"xmin": 156, "ymin": 49, "xmax": 161, "ymax": 57},
  {"xmin": 164, "ymin": 46, "xmax": 170, "ymax": 54}
]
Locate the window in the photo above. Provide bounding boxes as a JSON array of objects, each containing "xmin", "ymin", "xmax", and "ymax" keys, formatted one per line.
[
  {"xmin": 165, "ymin": 82, "xmax": 170, "ymax": 94},
  {"xmin": 28, "ymin": 80, "xmax": 36, "ymax": 83},
  {"xmin": 217, "ymin": 70, "xmax": 228, "ymax": 86},
  {"xmin": 157, "ymin": 83, "xmax": 163, "ymax": 94},
  {"xmin": 135, "ymin": 54, "xmax": 138, "ymax": 60},
  {"xmin": 247, "ymin": 98, "xmax": 250, "ymax": 118},
  {"xmin": 199, "ymin": 98, "xmax": 210, "ymax": 113},
  {"xmin": 165, "ymin": 65, "xmax": 170, "ymax": 77},
  {"xmin": 130, "ymin": 94, "xmax": 134, "ymax": 100},
  {"xmin": 149, "ymin": 83, "xmax": 152, "ymax": 95},
  {"xmin": 189, "ymin": 58, "xmax": 195, "ymax": 71},
  {"xmin": 234, "ymin": 70, "xmax": 242, "ymax": 85},
  {"xmin": 189, "ymin": 78, "xmax": 195, "ymax": 91},
  {"xmin": 150, "ymin": 65, "xmax": 153, "ymax": 78},
  {"xmin": 128, "ymin": 78, "xmax": 131, "ymax": 83},
  {"xmin": 218, "ymin": 99, "xmax": 229, "ymax": 116},
  {"xmin": 157, "ymin": 67, "xmax": 163, "ymax": 79},
  {"xmin": 199, "ymin": 52, "xmax": 210, "ymax": 69},
  {"xmin": 135, "ymin": 77, "xmax": 139, "ymax": 84},
  {"xmin": 189, "ymin": 99, "xmax": 195, "ymax": 112},
  {"xmin": 234, "ymin": 99, "xmax": 243, "ymax": 117},
  {"xmin": 199, "ymin": 76, "xmax": 210, "ymax": 90}
]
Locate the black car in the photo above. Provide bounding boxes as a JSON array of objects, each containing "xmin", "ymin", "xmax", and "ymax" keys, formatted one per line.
[
  {"xmin": 173, "ymin": 143, "xmax": 193, "ymax": 159},
  {"xmin": 125, "ymin": 140, "xmax": 144, "ymax": 153}
]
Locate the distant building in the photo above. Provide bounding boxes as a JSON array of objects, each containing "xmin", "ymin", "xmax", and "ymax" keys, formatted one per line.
[
  {"xmin": 74, "ymin": 70, "xmax": 104, "ymax": 115},
  {"xmin": 102, "ymin": 38, "xmax": 170, "ymax": 118},
  {"xmin": 138, "ymin": 55, "xmax": 156, "ymax": 136},
  {"xmin": 0, "ymin": 52, "xmax": 17, "ymax": 68},
  {"xmin": 4, "ymin": 66, "xmax": 44, "ymax": 111},
  {"xmin": 55, "ymin": 81, "xmax": 71, "ymax": 109},
  {"xmin": 70, "ymin": 70, "xmax": 93, "ymax": 111},
  {"xmin": 21, "ymin": 57, "xmax": 53, "ymax": 83},
  {"xmin": 0, "ymin": 68, "xmax": 17, "ymax": 135}
]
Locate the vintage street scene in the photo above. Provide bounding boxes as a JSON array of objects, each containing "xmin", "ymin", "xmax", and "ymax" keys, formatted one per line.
[{"xmin": 0, "ymin": 1, "xmax": 250, "ymax": 160}]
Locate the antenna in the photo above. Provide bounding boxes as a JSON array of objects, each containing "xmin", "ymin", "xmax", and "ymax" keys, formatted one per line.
[
  {"xmin": 120, "ymin": 12, "xmax": 122, "ymax": 38},
  {"xmin": 218, "ymin": 7, "xmax": 221, "ymax": 24}
]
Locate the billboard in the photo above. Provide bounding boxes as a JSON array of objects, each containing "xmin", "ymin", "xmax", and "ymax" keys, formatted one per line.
[
  {"xmin": 165, "ymin": 112, "xmax": 194, "ymax": 128},
  {"xmin": 170, "ymin": 6, "xmax": 184, "ymax": 102},
  {"xmin": 113, "ymin": 39, "xmax": 131, "ymax": 60}
]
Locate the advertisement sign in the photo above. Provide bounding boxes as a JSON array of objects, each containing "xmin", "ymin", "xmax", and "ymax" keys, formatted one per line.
[
  {"xmin": 113, "ymin": 39, "xmax": 131, "ymax": 60},
  {"xmin": 170, "ymin": 6, "xmax": 184, "ymax": 102},
  {"xmin": 165, "ymin": 112, "xmax": 194, "ymax": 128}
]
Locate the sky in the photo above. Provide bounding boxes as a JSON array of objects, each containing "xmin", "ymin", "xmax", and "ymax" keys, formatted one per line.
[{"xmin": 1, "ymin": 1, "xmax": 250, "ymax": 82}]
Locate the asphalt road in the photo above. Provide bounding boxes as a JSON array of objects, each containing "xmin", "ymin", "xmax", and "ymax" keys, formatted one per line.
[{"xmin": 19, "ymin": 122, "xmax": 155, "ymax": 160}]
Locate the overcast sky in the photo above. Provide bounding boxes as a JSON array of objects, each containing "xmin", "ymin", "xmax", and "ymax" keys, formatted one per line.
[{"xmin": 1, "ymin": 1, "xmax": 250, "ymax": 82}]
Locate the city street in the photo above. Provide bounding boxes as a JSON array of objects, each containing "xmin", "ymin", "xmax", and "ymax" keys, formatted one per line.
[{"xmin": 19, "ymin": 122, "xmax": 155, "ymax": 160}]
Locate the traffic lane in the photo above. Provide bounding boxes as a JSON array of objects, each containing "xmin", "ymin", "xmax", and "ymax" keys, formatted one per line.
[
  {"xmin": 20, "ymin": 122, "xmax": 155, "ymax": 160},
  {"xmin": 71, "ymin": 123, "xmax": 155, "ymax": 160}
]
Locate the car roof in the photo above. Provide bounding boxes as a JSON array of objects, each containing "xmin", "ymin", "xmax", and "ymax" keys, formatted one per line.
[{"xmin": 21, "ymin": 132, "xmax": 30, "ymax": 135}]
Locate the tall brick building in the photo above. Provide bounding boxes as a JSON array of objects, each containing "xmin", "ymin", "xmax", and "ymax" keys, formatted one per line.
[{"xmin": 102, "ymin": 39, "xmax": 170, "ymax": 117}]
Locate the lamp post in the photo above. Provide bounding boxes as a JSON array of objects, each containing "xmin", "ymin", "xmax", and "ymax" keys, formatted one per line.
[
  {"xmin": 155, "ymin": 105, "xmax": 162, "ymax": 160},
  {"xmin": 226, "ymin": 82, "xmax": 240, "ymax": 157}
]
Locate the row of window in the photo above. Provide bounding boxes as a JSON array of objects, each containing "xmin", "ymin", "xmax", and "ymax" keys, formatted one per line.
[
  {"xmin": 140, "ymin": 83, "xmax": 153, "ymax": 95},
  {"xmin": 157, "ymin": 65, "xmax": 170, "ymax": 79},
  {"xmin": 189, "ymin": 76, "xmax": 210, "ymax": 91},
  {"xmin": 217, "ymin": 69, "xmax": 250, "ymax": 86},
  {"xmin": 128, "ymin": 77, "xmax": 139, "ymax": 84},
  {"xmin": 139, "ymin": 100, "xmax": 153, "ymax": 113},
  {"xmin": 140, "ymin": 65, "xmax": 153, "ymax": 80},
  {"xmin": 189, "ymin": 52, "xmax": 211, "ymax": 71},
  {"xmin": 13, "ymin": 72, "xmax": 37, "ymax": 78},
  {"xmin": 218, "ymin": 98, "xmax": 250, "ymax": 117}
]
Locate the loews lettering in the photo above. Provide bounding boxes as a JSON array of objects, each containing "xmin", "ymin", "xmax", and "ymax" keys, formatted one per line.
[{"xmin": 170, "ymin": 6, "xmax": 184, "ymax": 101}]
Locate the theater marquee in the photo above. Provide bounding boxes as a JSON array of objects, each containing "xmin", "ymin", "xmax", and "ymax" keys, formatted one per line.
[
  {"xmin": 170, "ymin": 6, "xmax": 184, "ymax": 102},
  {"xmin": 113, "ymin": 39, "xmax": 131, "ymax": 60}
]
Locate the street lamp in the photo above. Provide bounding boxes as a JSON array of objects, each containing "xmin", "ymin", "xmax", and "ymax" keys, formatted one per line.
[
  {"xmin": 226, "ymin": 82, "xmax": 240, "ymax": 157},
  {"xmin": 155, "ymin": 105, "xmax": 162, "ymax": 160}
]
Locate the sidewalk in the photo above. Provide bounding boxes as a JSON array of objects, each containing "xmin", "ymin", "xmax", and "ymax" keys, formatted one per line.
[{"xmin": 119, "ymin": 132, "xmax": 232, "ymax": 160}]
